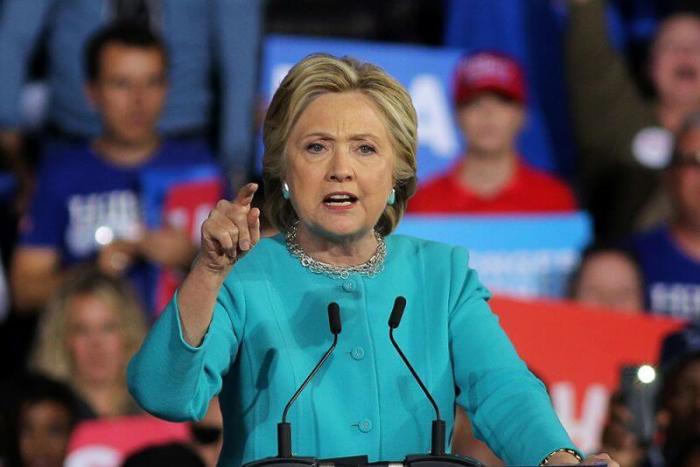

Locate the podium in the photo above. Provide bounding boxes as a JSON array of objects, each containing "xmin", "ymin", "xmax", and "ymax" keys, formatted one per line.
[
  {"xmin": 244, "ymin": 455, "xmax": 577, "ymax": 467},
  {"xmin": 243, "ymin": 452, "xmax": 484, "ymax": 467}
]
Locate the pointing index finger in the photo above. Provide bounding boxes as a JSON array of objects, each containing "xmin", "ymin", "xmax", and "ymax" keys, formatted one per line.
[{"xmin": 233, "ymin": 183, "xmax": 258, "ymax": 208}]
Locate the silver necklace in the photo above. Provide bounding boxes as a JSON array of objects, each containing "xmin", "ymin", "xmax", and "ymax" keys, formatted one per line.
[{"xmin": 285, "ymin": 224, "xmax": 386, "ymax": 279}]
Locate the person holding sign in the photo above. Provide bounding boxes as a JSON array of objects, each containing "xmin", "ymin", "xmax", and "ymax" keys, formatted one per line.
[{"xmin": 128, "ymin": 54, "xmax": 614, "ymax": 466}]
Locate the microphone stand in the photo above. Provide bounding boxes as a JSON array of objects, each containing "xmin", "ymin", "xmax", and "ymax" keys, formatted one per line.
[
  {"xmin": 243, "ymin": 303, "xmax": 343, "ymax": 467},
  {"xmin": 388, "ymin": 297, "xmax": 482, "ymax": 467},
  {"xmin": 278, "ymin": 329, "xmax": 339, "ymax": 457}
]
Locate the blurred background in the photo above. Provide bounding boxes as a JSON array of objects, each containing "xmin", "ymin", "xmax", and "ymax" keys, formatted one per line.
[{"xmin": 1, "ymin": 0, "xmax": 700, "ymax": 466}]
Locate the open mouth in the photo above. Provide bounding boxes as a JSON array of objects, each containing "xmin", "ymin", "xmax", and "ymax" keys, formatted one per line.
[{"xmin": 323, "ymin": 193, "xmax": 358, "ymax": 207}]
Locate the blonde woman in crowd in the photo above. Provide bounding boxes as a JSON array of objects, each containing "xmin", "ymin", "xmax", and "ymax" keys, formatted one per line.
[{"xmin": 30, "ymin": 267, "xmax": 147, "ymax": 419}]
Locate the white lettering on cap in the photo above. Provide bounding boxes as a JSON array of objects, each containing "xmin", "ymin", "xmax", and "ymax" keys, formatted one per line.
[{"xmin": 462, "ymin": 55, "xmax": 511, "ymax": 84}]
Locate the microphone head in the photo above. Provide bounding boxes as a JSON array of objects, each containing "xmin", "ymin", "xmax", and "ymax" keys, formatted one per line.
[
  {"xmin": 388, "ymin": 296, "xmax": 407, "ymax": 329},
  {"xmin": 327, "ymin": 302, "xmax": 341, "ymax": 335}
]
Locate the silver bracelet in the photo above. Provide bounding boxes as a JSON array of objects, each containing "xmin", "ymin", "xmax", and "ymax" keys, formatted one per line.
[{"xmin": 540, "ymin": 448, "xmax": 583, "ymax": 465}]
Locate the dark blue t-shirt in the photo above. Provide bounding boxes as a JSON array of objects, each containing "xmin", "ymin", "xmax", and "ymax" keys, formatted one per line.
[
  {"xmin": 630, "ymin": 226, "xmax": 700, "ymax": 320},
  {"xmin": 20, "ymin": 139, "xmax": 221, "ymax": 313}
]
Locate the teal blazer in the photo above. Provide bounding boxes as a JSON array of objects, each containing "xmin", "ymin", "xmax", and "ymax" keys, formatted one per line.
[{"xmin": 128, "ymin": 234, "xmax": 577, "ymax": 466}]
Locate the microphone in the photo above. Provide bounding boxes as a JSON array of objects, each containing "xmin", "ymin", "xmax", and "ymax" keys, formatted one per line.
[
  {"xmin": 277, "ymin": 302, "xmax": 342, "ymax": 458},
  {"xmin": 388, "ymin": 297, "xmax": 482, "ymax": 467},
  {"xmin": 388, "ymin": 296, "xmax": 445, "ymax": 456}
]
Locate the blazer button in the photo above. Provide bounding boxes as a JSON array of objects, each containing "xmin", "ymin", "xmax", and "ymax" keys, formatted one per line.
[
  {"xmin": 358, "ymin": 419, "xmax": 373, "ymax": 433},
  {"xmin": 351, "ymin": 346, "xmax": 365, "ymax": 360},
  {"xmin": 342, "ymin": 280, "xmax": 355, "ymax": 292}
]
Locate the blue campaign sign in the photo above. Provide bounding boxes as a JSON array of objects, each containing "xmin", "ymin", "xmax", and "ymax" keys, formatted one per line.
[
  {"xmin": 397, "ymin": 212, "xmax": 593, "ymax": 298},
  {"xmin": 260, "ymin": 34, "xmax": 558, "ymax": 184}
]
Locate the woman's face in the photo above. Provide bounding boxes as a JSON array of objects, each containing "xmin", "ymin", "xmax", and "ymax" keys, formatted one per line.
[
  {"xmin": 284, "ymin": 91, "xmax": 395, "ymax": 241},
  {"xmin": 65, "ymin": 293, "xmax": 127, "ymax": 385},
  {"xmin": 19, "ymin": 401, "xmax": 72, "ymax": 467}
]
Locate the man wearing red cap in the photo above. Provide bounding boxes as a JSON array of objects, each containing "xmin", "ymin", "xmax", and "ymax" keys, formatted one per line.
[{"xmin": 409, "ymin": 51, "xmax": 577, "ymax": 214}]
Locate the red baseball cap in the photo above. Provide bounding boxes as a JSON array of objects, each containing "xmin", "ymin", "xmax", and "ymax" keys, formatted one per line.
[{"xmin": 452, "ymin": 51, "xmax": 527, "ymax": 105}]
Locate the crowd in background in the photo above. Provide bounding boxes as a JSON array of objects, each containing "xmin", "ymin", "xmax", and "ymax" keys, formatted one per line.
[{"xmin": 0, "ymin": 0, "xmax": 699, "ymax": 466}]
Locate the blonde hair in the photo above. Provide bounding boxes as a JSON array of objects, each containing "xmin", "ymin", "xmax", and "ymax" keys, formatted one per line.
[
  {"xmin": 30, "ymin": 266, "xmax": 147, "ymax": 384},
  {"xmin": 262, "ymin": 54, "xmax": 418, "ymax": 236}
]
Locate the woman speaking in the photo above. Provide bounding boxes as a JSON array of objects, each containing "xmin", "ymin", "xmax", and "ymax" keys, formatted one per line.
[{"xmin": 128, "ymin": 54, "xmax": 615, "ymax": 466}]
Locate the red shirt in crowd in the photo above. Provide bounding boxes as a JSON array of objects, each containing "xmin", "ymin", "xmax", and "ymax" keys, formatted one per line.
[{"xmin": 408, "ymin": 159, "xmax": 577, "ymax": 214}]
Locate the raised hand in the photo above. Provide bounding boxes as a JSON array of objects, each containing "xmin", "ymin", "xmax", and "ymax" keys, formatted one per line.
[
  {"xmin": 198, "ymin": 183, "xmax": 261, "ymax": 274},
  {"xmin": 175, "ymin": 183, "xmax": 261, "ymax": 346}
]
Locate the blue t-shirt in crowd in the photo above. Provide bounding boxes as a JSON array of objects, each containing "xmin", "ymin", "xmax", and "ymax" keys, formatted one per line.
[
  {"xmin": 20, "ymin": 139, "xmax": 221, "ymax": 313},
  {"xmin": 629, "ymin": 226, "xmax": 700, "ymax": 320}
]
